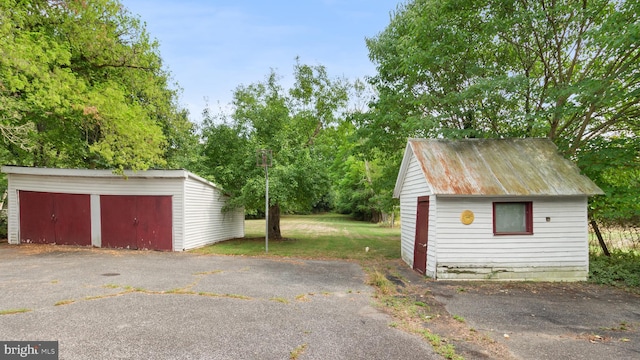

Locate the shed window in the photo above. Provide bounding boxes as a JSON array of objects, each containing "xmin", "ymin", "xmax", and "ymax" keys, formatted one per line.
[{"xmin": 493, "ymin": 202, "xmax": 532, "ymax": 235}]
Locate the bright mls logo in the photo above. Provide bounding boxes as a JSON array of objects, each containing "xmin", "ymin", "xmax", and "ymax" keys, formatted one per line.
[{"xmin": 1, "ymin": 341, "xmax": 58, "ymax": 359}]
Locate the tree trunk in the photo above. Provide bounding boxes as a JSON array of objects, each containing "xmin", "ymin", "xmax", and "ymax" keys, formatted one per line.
[
  {"xmin": 0, "ymin": 190, "xmax": 7, "ymax": 210},
  {"xmin": 268, "ymin": 204, "xmax": 282, "ymax": 240},
  {"xmin": 370, "ymin": 209, "xmax": 382, "ymax": 223}
]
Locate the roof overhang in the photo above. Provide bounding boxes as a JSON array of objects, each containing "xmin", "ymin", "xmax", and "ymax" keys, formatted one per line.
[
  {"xmin": 1, "ymin": 166, "xmax": 188, "ymax": 179},
  {"xmin": 1, "ymin": 166, "xmax": 227, "ymax": 193}
]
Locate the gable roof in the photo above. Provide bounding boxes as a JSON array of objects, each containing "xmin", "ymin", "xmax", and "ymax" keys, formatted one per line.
[{"xmin": 393, "ymin": 138, "xmax": 604, "ymax": 197}]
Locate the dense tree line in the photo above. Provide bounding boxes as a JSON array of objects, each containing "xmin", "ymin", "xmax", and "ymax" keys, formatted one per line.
[
  {"xmin": 203, "ymin": 0, "xmax": 638, "ymax": 230},
  {"xmin": 0, "ymin": 0, "xmax": 197, "ymax": 172},
  {"xmin": 358, "ymin": 0, "xmax": 639, "ymax": 225},
  {"xmin": 2, "ymin": 0, "xmax": 637, "ymax": 239}
]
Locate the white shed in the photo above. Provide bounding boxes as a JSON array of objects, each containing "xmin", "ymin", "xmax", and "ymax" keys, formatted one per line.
[
  {"xmin": 393, "ymin": 138, "xmax": 604, "ymax": 281},
  {"xmin": 2, "ymin": 166, "xmax": 244, "ymax": 251}
]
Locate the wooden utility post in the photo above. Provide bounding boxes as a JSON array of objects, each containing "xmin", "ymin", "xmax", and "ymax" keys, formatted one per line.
[{"xmin": 590, "ymin": 219, "xmax": 611, "ymax": 256}]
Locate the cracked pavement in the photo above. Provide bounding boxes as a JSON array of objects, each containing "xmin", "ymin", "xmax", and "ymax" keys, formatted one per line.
[{"xmin": 0, "ymin": 245, "xmax": 439, "ymax": 360}]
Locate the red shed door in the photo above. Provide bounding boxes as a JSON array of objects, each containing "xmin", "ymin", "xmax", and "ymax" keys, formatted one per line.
[
  {"xmin": 100, "ymin": 195, "xmax": 172, "ymax": 251},
  {"xmin": 19, "ymin": 191, "xmax": 55, "ymax": 244},
  {"xmin": 19, "ymin": 191, "xmax": 91, "ymax": 245},
  {"xmin": 136, "ymin": 196, "xmax": 172, "ymax": 251},
  {"xmin": 413, "ymin": 197, "xmax": 429, "ymax": 275},
  {"xmin": 100, "ymin": 195, "xmax": 138, "ymax": 249},
  {"xmin": 52, "ymin": 193, "xmax": 91, "ymax": 246}
]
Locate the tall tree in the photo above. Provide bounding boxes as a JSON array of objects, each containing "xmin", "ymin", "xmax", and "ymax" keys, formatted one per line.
[
  {"xmin": 331, "ymin": 86, "xmax": 401, "ymax": 222},
  {"xmin": 200, "ymin": 61, "xmax": 349, "ymax": 239},
  {"xmin": 362, "ymin": 0, "xmax": 639, "ymax": 223},
  {"xmin": 577, "ymin": 135, "xmax": 640, "ymax": 224},
  {"xmin": 0, "ymin": 0, "xmax": 195, "ymax": 171},
  {"xmin": 365, "ymin": 0, "xmax": 639, "ymax": 154}
]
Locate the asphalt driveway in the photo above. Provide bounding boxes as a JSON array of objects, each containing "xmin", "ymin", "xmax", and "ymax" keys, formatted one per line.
[
  {"xmin": 4, "ymin": 245, "xmax": 639, "ymax": 360},
  {"xmin": 0, "ymin": 245, "xmax": 437, "ymax": 360},
  {"xmin": 392, "ymin": 262, "xmax": 640, "ymax": 360},
  {"xmin": 429, "ymin": 281, "xmax": 640, "ymax": 360}
]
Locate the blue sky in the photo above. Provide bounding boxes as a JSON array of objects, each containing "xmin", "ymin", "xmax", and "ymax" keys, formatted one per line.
[{"xmin": 122, "ymin": 0, "xmax": 403, "ymax": 121}]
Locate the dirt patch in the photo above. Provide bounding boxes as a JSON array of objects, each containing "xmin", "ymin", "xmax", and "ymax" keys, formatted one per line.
[
  {"xmin": 1, "ymin": 242, "xmax": 131, "ymax": 257},
  {"xmin": 280, "ymin": 222, "xmax": 339, "ymax": 234},
  {"xmin": 278, "ymin": 219, "xmax": 385, "ymax": 239},
  {"xmin": 369, "ymin": 260, "xmax": 516, "ymax": 359},
  {"xmin": 436, "ymin": 280, "xmax": 631, "ymax": 297},
  {"xmin": 426, "ymin": 308, "xmax": 516, "ymax": 360}
]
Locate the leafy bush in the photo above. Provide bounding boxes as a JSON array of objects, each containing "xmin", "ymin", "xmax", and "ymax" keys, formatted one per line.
[{"xmin": 589, "ymin": 250, "xmax": 640, "ymax": 289}]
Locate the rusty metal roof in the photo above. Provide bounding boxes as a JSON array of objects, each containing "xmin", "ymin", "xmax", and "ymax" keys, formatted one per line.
[{"xmin": 394, "ymin": 138, "xmax": 604, "ymax": 197}]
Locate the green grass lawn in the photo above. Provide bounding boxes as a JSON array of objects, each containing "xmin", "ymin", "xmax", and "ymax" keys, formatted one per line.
[{"xmin": 191, "ymin": 213, "xmax": 400, "ymax": 261}]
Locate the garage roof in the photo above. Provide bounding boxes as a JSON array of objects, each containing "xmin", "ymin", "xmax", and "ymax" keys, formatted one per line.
[{"xmin": 1, "ymin": 166, "xmax": 224, "ymax": 191}]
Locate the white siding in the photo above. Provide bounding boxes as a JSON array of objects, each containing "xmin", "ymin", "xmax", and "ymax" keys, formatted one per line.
[
  {"xmin": 182, "ymin": 176, "xmax": 244, "ymax": 250},
  {"xmin": 5, "ymin": 173, "xmax": 184, "ymax": 249},
  {"xmin": 398, "ymin": 153, "xmax": 435, "ymax": 276},
  {"xmin": 434, "ymin": 196, "xmax": 589, "ymax": 281},
  {"xmin": 4, "ymin": 168, "xmax": 245, "ymax": 252},
  {"xmin": 90, "ymin": 194, "xmax": 101, "ymax": 247},
  {"xmin": 426, "ymin": 199, "xmax": 437, "ymax": 278}
]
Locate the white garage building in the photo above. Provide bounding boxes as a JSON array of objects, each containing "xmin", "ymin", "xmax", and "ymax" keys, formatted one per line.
[{"xmin": 2, "ymin": 166, "xmax": 244, "ymax": 251}]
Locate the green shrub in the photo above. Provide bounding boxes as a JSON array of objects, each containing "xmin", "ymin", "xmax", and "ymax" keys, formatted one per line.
[{"xmin": 589, "ymin": 250, "xmax": 640, "ymax": 289}]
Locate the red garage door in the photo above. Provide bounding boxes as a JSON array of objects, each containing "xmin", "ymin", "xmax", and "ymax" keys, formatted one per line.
[
  {"xmin": 100, "ymin": 195, "xmax": 172, "ymax": 251},
  {"xmin": 19, "ymin": 191, "xmax": 91, "ymax": 246}
]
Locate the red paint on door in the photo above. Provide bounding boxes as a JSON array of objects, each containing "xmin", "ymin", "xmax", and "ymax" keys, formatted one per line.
[
  {"xmin": 52, "ymin": 193, "xmax": 91, "ymax": 245},
  {"xmin": 19, "ymin": 191, "xmax": 55, "ymax": 244},
  {"xmin": 100, "ymin": 195, "xmax": 172, "ymax": 251},
  {"xmin": 136, "ymin": 196, "xmax": 172, "ymax": 251},
  {"xmin": 19, "ymin": 191, "xmax": 91, "ymax": 246},
  {"xmin": 413, "ymin": 196, "xmax": 429, "ymax": 275},
  {"xmin": 100, "ymin": 195, "xmax": 137, "ymax": 249}
]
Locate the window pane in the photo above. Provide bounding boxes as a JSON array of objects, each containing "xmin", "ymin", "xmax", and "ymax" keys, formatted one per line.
[{"xmin": 495, "ymin": 203, "xmax": 526, "ymax": 233}]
